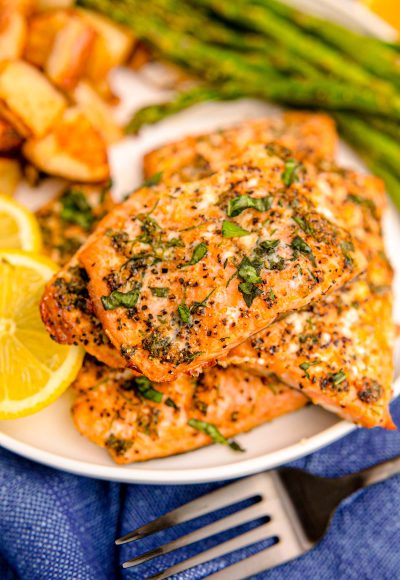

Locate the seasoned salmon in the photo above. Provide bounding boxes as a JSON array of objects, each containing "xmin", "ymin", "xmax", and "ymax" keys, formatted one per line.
[
  {"xmin": 224, "ymin": 169, "xmax": 394, "ymax": 428},
  {"xmin": 40, "ymin": 114, "xmax": 338, "ymax": 368},
  {"xmin": 72, "ymin": 356, "xmax": 308, "ymax": 464},
  {"xmin": 143, "ymin": 112, "xmax": 337, "ymax": 183},
  {"xmin": 78, "ymin": 145, "xmax": 365, "ymax": 382},
  {"xmin": 36, "ymin": 182, "xmax": 114, "ymax": 266}
]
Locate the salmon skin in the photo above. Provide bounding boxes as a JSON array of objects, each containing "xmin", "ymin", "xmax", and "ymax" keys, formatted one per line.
[
  {"xmin": 72, "ymin": 356, "xmax": 307, "ymax": 464},
  {"xmin": 41, "ymin": 113, "xmax": 338, "ymax": 369},
  {"xmin": 78, "ymin": 145, "xmax": 365, "ymax": 382}
]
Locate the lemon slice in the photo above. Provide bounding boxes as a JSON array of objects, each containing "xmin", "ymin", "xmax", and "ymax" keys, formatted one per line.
[
  {"xmin": 0, "ymin": 195, "xmax": 42, "ymax": 252},
  {"xmin": 0, "ymin": 250, "xmax": 84, "ymax": 419}
]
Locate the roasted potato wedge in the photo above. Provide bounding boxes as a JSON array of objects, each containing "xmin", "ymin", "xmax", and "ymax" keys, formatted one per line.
[
  {"xmin": 46, "ymin": 13, "xmax": 96, "ymax": 91},
  {"xmin": 23, "ymin": 107, "xmax": 109, "ymax": 182},
  {"xmin": 72, "ymin": 81, "xmax": 122, "ymax": 144},
  {"xmin": 77, "ymin": 8, "xmax": 135, "ymax": 97},
  {"xmin": 0, "ymin": 157, "xmax": 21, "ymax": 195},
  {"xmin": 24, "ymin": 9, "xmax": 69, "ymax": 67},
  {"xmin": 0, "ymin": 10, "xmax": 27, "ymax": 60},
  {"xmin": 0, "ymin": 60, "xmax": 66, "ymax": 137}
]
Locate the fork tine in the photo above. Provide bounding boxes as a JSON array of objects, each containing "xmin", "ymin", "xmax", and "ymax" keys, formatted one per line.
[
  {"xmin": 206, "ymin": 539, "xmax": 304, "ymax": 580},
  {"xmin": 116, "ymin": 474, "xmax": 264, "ymax": 545},
  {"xmin": 146, "ymin": 521, "xmax": 274, "ymax": 580},
  {"xmin": 122, "ymin": 501, "xmax": 268, "ymax": 568}
]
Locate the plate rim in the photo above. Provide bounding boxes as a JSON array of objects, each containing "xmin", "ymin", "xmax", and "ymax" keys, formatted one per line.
[{"xmin": 0, "ymin": 0, "xmax": 397, "ymax": 484}]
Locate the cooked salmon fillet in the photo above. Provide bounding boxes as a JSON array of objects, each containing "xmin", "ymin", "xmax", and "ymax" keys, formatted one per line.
[
  {"xmin": 224, "ymin": 169, "xmax": 395, "ymax": 428},
  {"xmin": 143, "ymin": 112, "xmax": 337, "ymax": 183},
  {"xmin": 36, "ymin": 182, "xmax": 114, "ymax": 266},
  {"xmin": 41, "ymin": 113, "xmax": 338, "ymax": 368},
  {"xmin": 72, "ymin": 356, "xmax": 308, "ymax": 464},
  {"xmin": 78, "ymin": 145, "xmax": 365, "ymax": 382}
]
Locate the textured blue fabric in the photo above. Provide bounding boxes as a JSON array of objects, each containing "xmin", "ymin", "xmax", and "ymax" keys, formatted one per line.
[{"xmin": 1, "ymin": 397, "xmax": 400, "ymax": 580}]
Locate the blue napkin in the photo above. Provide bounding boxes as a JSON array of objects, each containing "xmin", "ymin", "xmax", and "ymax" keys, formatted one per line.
[{"xmin": 1, "ymin": 397, "xmax": 400, "ymax": 580}]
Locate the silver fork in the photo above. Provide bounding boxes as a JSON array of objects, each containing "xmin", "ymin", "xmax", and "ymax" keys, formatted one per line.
[{"xmin": 116, "ymin": 456, "xmax": 400, "ymax": 579}]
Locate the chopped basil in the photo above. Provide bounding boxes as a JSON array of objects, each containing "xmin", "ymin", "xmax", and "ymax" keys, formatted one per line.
[
  {"xmin": 149, "ymin": 286, "xmax": 169, "ymax": 297},
  {"xmin": 188, "ymin": 418, "xmax": 244, "ymax": 452},
  {"xmin": 60, "ymin": 188, "xmax": 95, "ymax": 231},
  {"xmin": 132, "ymin": 376, "xmax": 163, "ymax": 402},
  {"xmin": 293, "ymin": 215, "xmax": 314, "ymax": 236},
  {"xmin": 238, "ymin": 258, "xmax": 262, "ymax": 284},
  {"xmin": 254, "ymin": 239, "xmax": 280, "ymax": 256},
  {"xmin": 141, "ymin": 171, "xmax": 163, "ymax": 188},
  {"xmin": 227, "ymin": 195, "xmax": 272, "ymax": 217},
  {"xmin": 188, "ymin": 242, "xmax": 208, "ymax": 265},
  {"xmin": 190, "ymin": 288, "xmax": 216, "ymax": 315},
  {"xmin": 178, "ymin": 303, "xmax": 191, "ymax": 324},
  {"xmin": 329, "ymin": 369, "xmax": 347, "ymax": 385},
  {"xmin": 101, "ymin": 289, "xmax": 140, "ymax": 310},
  {"xmin": 340, "ymin": 240, "xmax": 354, "ymax": 268},
  {"xmin": 165, "ymin": 397, "xmax": 180, "ymax": 410},
  {"xmin": 291, "ymin": 235, "xmax": 316, "ymax": 267},
  {"xmin": 239, "ymin": 282, "xmax": 262, "ymax": 307},
  {"xmin": 282, "ymin": 159, "xmax": 303, "ymax": 187},
  {"xmin": 299, "ymin": 360, "xmax": 321, "ymax": 379},
  {"xmin": 221, "ymin": 220, "xmax": 251, "ymax": 238},
  {"xmin": 266, "ymin": 255, "xmax": 285, "ymax": 270}
]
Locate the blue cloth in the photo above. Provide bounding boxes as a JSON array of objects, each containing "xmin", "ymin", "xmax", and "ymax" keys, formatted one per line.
[{"xmin": 1, "ymin": 398, "xmax": 400, "ymax": 580}]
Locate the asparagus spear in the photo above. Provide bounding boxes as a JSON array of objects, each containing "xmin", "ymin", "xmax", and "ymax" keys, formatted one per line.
[
  {"xmin": 254, "ymin": 0, "xmax": 400, "ymax": 86},
  {"xmin": 191, "ymin": 0, "xmax": 396, "ymax": 94},
  {"xmin": 79, "ymin": 0, "xmax": 400, "ymax": 119}
]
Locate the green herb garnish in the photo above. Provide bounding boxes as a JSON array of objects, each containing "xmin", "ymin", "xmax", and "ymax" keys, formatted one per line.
[
  {"xmin": 329, "ymin": 369, "xmax": 347, "ymax": 385},
  {"xmin": 188, "ymin": 242, "xmax": 208, "ymax": 266},
  {"xmin": 227, "ymin": 195, "xmax": 272, "ymax": 217},
  {"xmin": 299, "ymin": 360, "xmax": 321, "ymax": 379},
  {"xmin": 132, "ymin": 376, "xmax": 163, "ymax": 402},
  {"xmin": 293, "ymin": 215, "xmax": 314, "ymax": 235},
  {"xmin": 165, "ymin": 397, "xmax": 179, "ymax": 410},
  {"xmin": 221, "ymin": 220, "xmax": 251, "ymax": 238},
  {"xmin": 149, "ymin": 287, "xmax": 169, "ymax": 297},
  {"xmin": 239, "ymin": 281, "xmax": 262, "ymax": 307},
  {"xmin": 254, "ymin": 239, "xmax": 280, "ymax": 256},
  {"xmin": 190, "ymin": 288, "xmax": 216, "ymax": 314},
  {"xmin": 60, "ymin": 188, "xmax": 95, "ymax": 231},
  {"xmin": 282, "ymin": 159, "xmax": 303, "ymax": 186},
  {"xmin": 188, "ymin": 418, "xmax": 244, "ymax": 452},
  {"xmin": 178, "ymin": 303, "xmax": 191, "ymax": 324},
  {"xmin": 291, "ymin": 235, "xmax": 316, "ymax": 267},
  {"xmin": 141, "ymin": 171, "xmax": 163, "ymax": 188},
  {"xmin": 340, "ymin": 240, "xmax": 354, "ymax": 268},
  {"xmin": 238, "ymin": 257, "xmax": 262, "ymax": 284},
  {"xmin": 347, "ymin": 193, "xmax": 377, "ymax": 217},
  {"xmin": 101, "ymin": 289, "xmax": 140, "ymax": 310}
]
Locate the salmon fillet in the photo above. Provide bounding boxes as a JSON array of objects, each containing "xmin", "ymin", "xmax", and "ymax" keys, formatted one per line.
[
  {"xmin": 143, "ymin": 112, "xmax": 337, "ymax": 183},
  {"xmin": 78, "ymin": 145, "xmax": 365, "ymax": 382},
  {"xmin": 224, "ymin": 169, "xmax": 394, "ymax": 428},
  {"xmin": 36, "ymin": 182, "xmax": 114, "ymax": 266},
  {"xmin": 41, "ymin": 113, "xmax": 338, "ymax": 368},
  {"xmin": 72, "ymin": 356, "xmax": 308, "ymax": 464}
]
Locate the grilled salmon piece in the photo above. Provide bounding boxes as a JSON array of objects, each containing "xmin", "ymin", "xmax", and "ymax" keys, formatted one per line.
[
  {"xmin": 143, "ymin": 112, "xmax": 337, "ymax": 183},
  {"xmin": 78, "ymin": 145, "xmax": 365, "ymax": 382},
  {"xmin": 224, "ymin": 169, "xmax": 394, "ymax": 428},
  {"xmin": 72, "ymin": 356, "xmax": 308, "ymax": 464},
  {"xmin": 40, "ymin": 114, "xmax": 338, "ymax": 368},
  {"xmin": 36, "ymin": 182, "xmax": 114, "ymax": 266}
]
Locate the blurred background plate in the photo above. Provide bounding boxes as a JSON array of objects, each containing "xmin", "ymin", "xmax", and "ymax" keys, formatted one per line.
[{"xmin": 0, "ymin": 0, "xmax": 399, "ymax": 484}]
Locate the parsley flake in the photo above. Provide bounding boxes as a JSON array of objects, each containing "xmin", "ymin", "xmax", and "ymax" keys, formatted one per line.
[
  {"xmin": 188, "ymin": 242, "xmax": 208, "ymax": 265},
  {"xmin": 291, "ymin": 235, "xmax": 316, "ymax": 267},
  {"xmin": 101, "ymin": 289, "xmax": 140, "ymax": 310},
  {"xmin": 282, "ymin": 159, "xmax": 303, "ymax": 186},
  {"xmin": 299, "ymin": 360, "xmax": 321, "ymax": 379},
  {"xmin": 188, "ymin": 418, "xmax": 245, "ymax": 452},
  {"xmin": 227, "ymin": 195, "xmax": 272, "ymax": 217},
  {"xmin": 221, "ymin": 220, "xmax": 251, "ymax": 238},
  {"xmin": 149, "ymin": 287, "xmax": 169, "ymax": 297}
]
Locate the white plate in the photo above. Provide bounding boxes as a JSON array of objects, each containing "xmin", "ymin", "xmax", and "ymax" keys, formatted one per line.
[{"xmin": 0, "ymin": 1, "xmax": 399, "ymax": 484}]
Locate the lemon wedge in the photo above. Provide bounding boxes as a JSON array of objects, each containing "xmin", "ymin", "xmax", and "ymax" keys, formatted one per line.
[
  {"xmin": 0, "ymin": 194, "xmax": 42, "ymax": 252},
  {"xmin": 0, "ymin": 250, "xmax": 84, "ymax": 419}
]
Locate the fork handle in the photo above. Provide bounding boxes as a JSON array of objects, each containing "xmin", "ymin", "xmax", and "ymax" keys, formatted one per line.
[{"xmin": 360, "ymin": 455, "xmax": 400, "ymax": 488}]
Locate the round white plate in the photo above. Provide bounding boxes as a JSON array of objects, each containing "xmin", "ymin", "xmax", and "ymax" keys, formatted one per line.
[{"xmin": 0, "ymin": 1, "xmax": 399, "ymax": 484}]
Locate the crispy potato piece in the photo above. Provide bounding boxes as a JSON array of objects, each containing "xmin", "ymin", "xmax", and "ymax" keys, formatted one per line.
[
  {"xmin": 0, "ymin": 60, "xmax": 66, "ymax": 137},
  {"xmin": 129, "ymin": 41, "xmax": 152, "ymax": 70},
  {"xmin": 0, "ymin": 1, "xmax": 36, "ymax": 15},
  {"xmin": 24, "ymin": 10, "xmax": 69, "ymax": 68},
  {"xmin": 77, "ymin": 8, "xmax": 135, "ymax": 97},
  {"xmin": 72, "ymin": 356, "xmax": 308, "ymax": 464},
  {"xmin": 0, "ymin": 10, "xmax": 27, "ymax": 60},
  {"xmin": 23, "ymin": 107, "xmax": 109, "ymax": 182},
  {"xmin": 46, "ymin": 14, "xmax": 96, "ymax": 91},
  {"xmin": 0, "ymin": 116, "xmax": 23, "ymax": 152},
  {"xmin": 72, "ymin": 81, "xmax": 122, "ymax": 144},
  {"xmin": 0, "ymin": 157, "xmax": 21, "ymax": 195}
]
